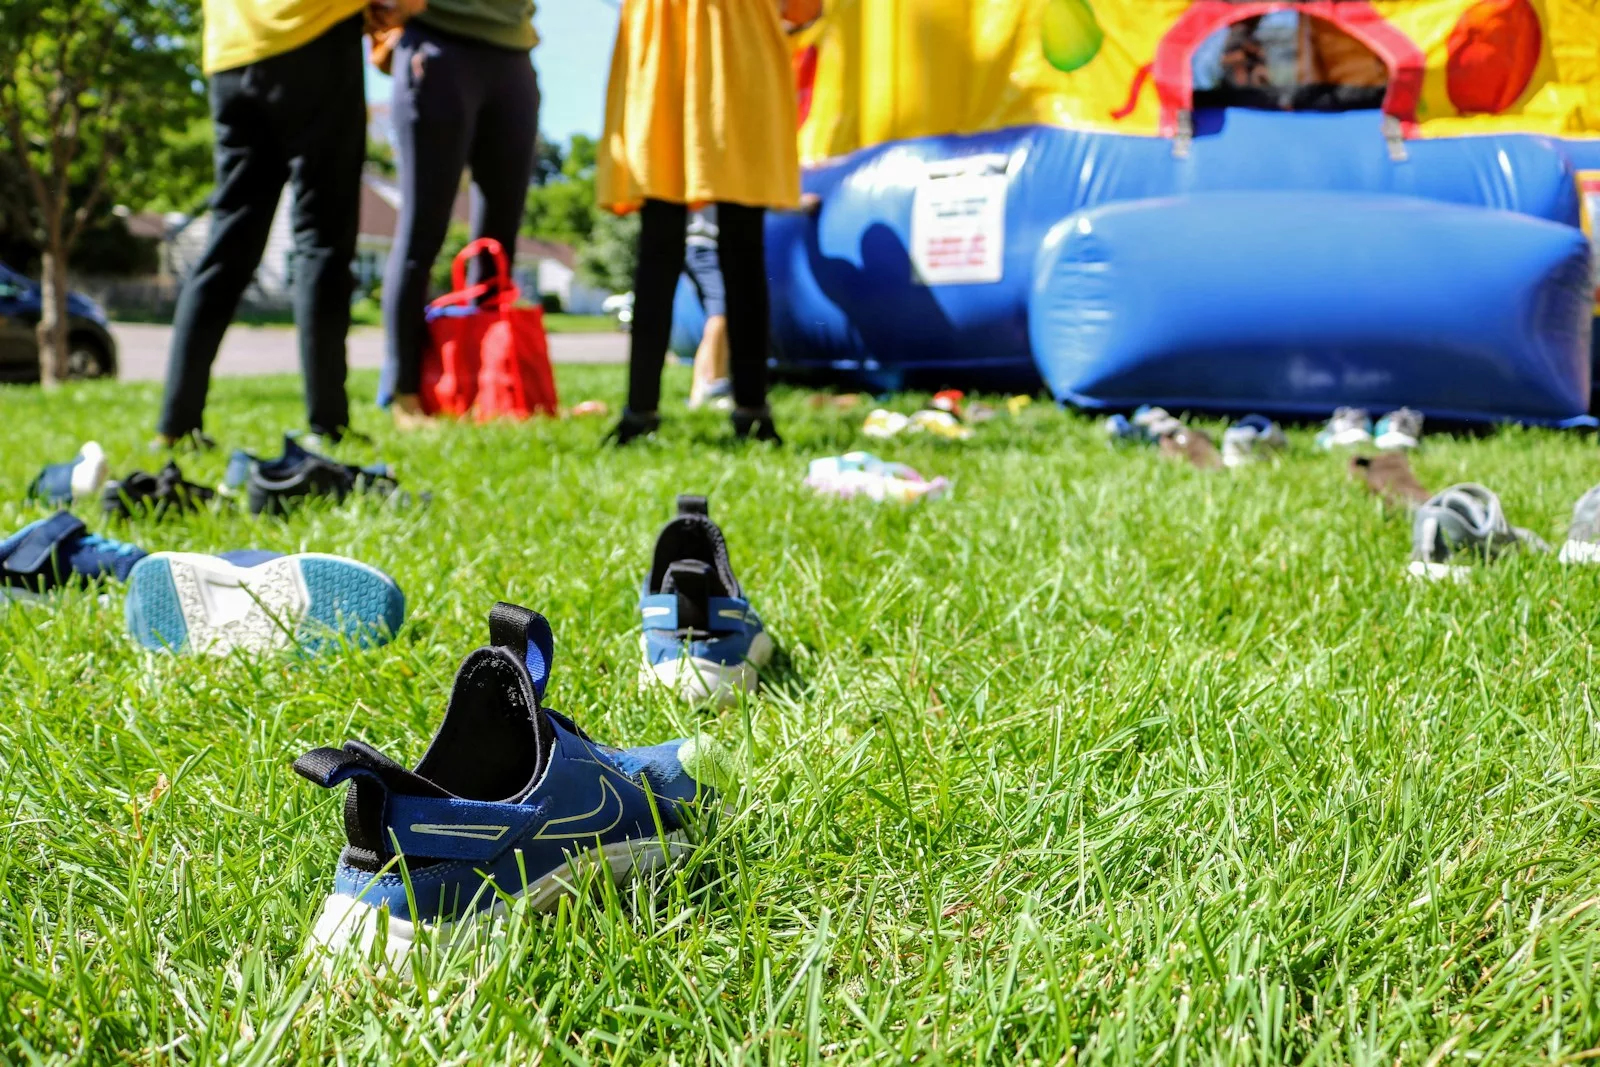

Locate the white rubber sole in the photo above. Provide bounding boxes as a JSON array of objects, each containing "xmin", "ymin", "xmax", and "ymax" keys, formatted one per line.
[
  {"xmin": 1407, "ymin": 560, "xmax": 1473, "ymax": 583},
  {"xmin": 1559, "ymin": 540, "xmax": 1600, "ymax": 565},
  {"xmin": 126, "ymin": 551, "xmax": 403, "ymax": 655},
  {"xmin": 640, "ymin": 630, "xmax": 774, "ymax": 707},
  {"xmin": 305, "ymin": 833, "xmax": 691, "ymax": 962},
  {"xmin": 1318, "ymin": 429, "xmax": 1373, "ymax": 450},
  {"xmin": 1375, "ymin": 432, "xmax": 1418, "ymax": 451}
]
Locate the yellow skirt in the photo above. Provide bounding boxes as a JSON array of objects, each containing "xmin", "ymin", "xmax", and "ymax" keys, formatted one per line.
[{"xmin": 597, "ymin": 0, "xmax": 801, "ymax": 214}]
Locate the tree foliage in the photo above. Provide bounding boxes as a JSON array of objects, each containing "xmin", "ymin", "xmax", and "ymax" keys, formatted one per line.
[{"xmin": 0, "ymin": 0, "xmax": 207, "ymax": 382}]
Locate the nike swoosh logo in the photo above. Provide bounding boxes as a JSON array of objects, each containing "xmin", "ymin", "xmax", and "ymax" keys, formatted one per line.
[
  {"xmin": 642, "ymin": 607, "xmax": 672, "ymax": 618},
  {"xmin": 717, "ymin": 609, "xmax": 745, "ymax": 620},
  {"xmin": 409, "ymin": 823, "xmax": 510, "ymax": 841},
  {"xmin": 533, "ymin": 777, "xmax": 624, "ymax": 840}
]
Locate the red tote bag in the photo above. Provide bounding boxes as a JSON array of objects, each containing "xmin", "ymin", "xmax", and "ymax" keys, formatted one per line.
[{"xmin": 419, "ymin": 237, "xmax": 558, "ymax": 420}]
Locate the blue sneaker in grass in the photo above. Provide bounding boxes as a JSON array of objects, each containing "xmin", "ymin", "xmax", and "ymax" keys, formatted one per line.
[
  {"xmin": 294, "ymin": 602, "xmax": 729, "ymax": 958},
  {"xmin": 0, "ymin": 511, "xmax": 145, "ymax": 601},
  {"xmin": 640, "ymin": 495, "xmax": 772, "ymax": 706},
  {"xmin": 27, "ymin": 442, "xmax": 108, "ymax": 506},
  {"xmin": 125, "ymin": 549, "xmax": 404, "ymax": 655}
]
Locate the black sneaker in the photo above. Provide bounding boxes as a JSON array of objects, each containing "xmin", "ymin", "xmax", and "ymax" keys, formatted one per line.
[
  {"xmin": 103, "ymin": 461, "xmax": 217, "ymax": 519},
  {"xmin": 228, "ymin": 435, "xmax": 400, "ymax": 517}
]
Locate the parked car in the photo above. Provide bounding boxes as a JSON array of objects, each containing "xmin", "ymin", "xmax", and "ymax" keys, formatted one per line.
[
  {"xmin": 602, "ymin": 291, "xmax": 634, "ymax": 332},
  {"xmin": 0, "ymin": 261, "xmax": 118, "ymax": 382}
]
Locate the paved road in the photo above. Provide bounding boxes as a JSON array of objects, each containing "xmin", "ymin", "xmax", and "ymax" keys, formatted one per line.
[{"xmin": 111, "ymin": 323, "xmax": 627, "ymax": 382}]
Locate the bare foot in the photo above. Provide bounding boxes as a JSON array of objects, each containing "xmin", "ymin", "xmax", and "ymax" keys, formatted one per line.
[{"xmin": 391, "ymin": 394, "xmax": 433, "ymax": 431}]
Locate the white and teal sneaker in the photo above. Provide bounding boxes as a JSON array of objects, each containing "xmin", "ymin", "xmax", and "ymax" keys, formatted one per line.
[
  {"xmin": 125, "ymin": 550, "xmax": 405, "ymax": 655},
  {"xmin": 1374, "ymin": 408, "xmax": 1424, "ymax": 451},
  {"xmin": 1315, "ymin": 408, "xmax": 1373, "ymax": 450}
]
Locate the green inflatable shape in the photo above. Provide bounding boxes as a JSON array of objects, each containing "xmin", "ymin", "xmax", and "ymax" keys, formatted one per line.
[{"xmin": 1041, "ymin": 0, "xmax": 1104, "ymax": 73}]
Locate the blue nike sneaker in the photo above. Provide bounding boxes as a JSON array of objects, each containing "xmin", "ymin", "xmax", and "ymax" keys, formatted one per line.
[
  {"xmin": 0, "ymin": 511, "xmax": 146, "ymax": 601},
  {"xmin": 125, "ymin": 550, "xmax": 404, "ymax": 655},
  {"xmin": 639, "ymin": 495, "xmax": 772, "ymax": 706},
  {"xmin": 294, "ymin": 602, "xmax": 730, "ymax": 957}
]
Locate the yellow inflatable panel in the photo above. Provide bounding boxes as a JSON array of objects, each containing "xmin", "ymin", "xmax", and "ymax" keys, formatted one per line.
[{"xmin": 792, "ymin": 0, "xmax": 1600, "ymax": 162}]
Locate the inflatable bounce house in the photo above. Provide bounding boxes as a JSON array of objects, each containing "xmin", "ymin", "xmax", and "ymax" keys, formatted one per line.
[{"xmin": 672, "ymin": 0, "xmax": 1600, "ymax": 425}]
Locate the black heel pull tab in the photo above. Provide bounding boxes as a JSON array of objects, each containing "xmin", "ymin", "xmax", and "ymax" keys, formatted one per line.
[
  {"xmin": 487, "ymin": 601, "xmax": 555, "ymax": 701},
  {"xmin": 662, "ymin": 559, "xmax": 713, "ymax": 632},
  {"xmin": 676, "ymin": 494, "xmax": 709, "ymax": 518}
]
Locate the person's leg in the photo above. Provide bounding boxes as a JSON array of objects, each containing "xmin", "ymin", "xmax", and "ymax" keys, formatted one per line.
[
  {"xmin": 381, "ymin": 25, "xmax": 478, "ymax": 417},
  {"xmin": 278, "ymin": 15, "xmax": 365, "ymax": 437},
  {"xmin": 684, "ymin": 216, "xmax": 730, "ymax": 407},
  {"xmin": 157, "ymin": 69, "xmax": 288, "ymax": 441},
  {"xmin": 465, "ymin": 52, "xmax": 539, "ymax": 293},
  {"xmin": 624, "ymin": 198, "xmax": 689, "ymax": 417},
  {"xmin": 716, "ymin": 202, "xmax": 776, "ymax": 434}
]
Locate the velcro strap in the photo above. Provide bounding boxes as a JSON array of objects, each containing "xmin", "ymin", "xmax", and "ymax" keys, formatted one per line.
[
  {"xmin": 4, "ymin": 512, "xmax": 85, "ymax": 575},
  {"xmin": 292, "ymin": 745, "xmax": 386, "ymax": 789},
  {"xmin": 488, "ymin": 601, "xmax": 554, "ymax": 700},
  {"xmin": 641, "ymin": 594, "xmax": 749, "ymax": 632},
  {"xmin": 382, "ymin": 794, "xmax": 542, "ymax": 862},
  {"xmin": 676, "ymin": 494, "xmax": 709, "ymax": 517}
]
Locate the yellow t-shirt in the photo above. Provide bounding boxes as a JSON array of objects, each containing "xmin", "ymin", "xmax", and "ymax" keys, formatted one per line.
[{"xmin": 203, "ymin": 0, "xmax": 367, "ymax": 75}]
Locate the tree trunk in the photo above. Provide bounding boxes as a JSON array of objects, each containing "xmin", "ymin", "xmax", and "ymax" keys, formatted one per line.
[{"xmin": 37, "ymin": 239, "xmax": 69, "ymax": 388}]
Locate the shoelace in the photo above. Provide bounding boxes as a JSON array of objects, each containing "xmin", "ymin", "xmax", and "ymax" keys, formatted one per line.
[{"xmin": 79, "ymin": 534, "xmax": 144, "ymax": 557}]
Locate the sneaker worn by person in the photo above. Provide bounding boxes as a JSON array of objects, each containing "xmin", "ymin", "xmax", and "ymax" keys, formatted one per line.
[
  {"xmin": 688, "ymin": 378, "xmax": 733, "ymax": 412},
  {"xmin": 1559, "ymin": 485, "xmax": 1600, "ymax": 564},
  {"xmin": 1221, "ymin": 415, "xmax": 1288, "ymax": 468},
  {"xmin": 731, "ymin": 407, "xmax": 782, "ymax": 444},
  {"xmin": 1350, "ymin": 453, "xmax": 1430, "ymax": 509},
  {"xmin": 226, "ymin": 435, "xmax": 399, "ymax": 516},
  {"xmin": 148, "ymin": 430, "xmax": 218, "ymax": 454},
  {"xmin": 125, "ymin": 549, "xmax": 405, "ymax": 654},
  {"xmin": 27, "ymin": 442, "xmax": 109, "ymax": 506},
  {"xmin": 0, "ymin": 511, "xmax": 146, "ymax": 601},
  {"xmin": 295, "ymin": 602, "xmax": 727, "ymax": 958},
  {"xmin": 1316, "ymin": 408, "xmax": 1373, "ymax": 450},
  {"xmin": 1409, "ymin": 483, "xmax": 1549, "ymax": 580},
  {"xmin": 606, "ymin": 408, "xmax": 660, "ymax": 446},
  {"xmin": 1374, "ymin": 408, "xmax": 1424, "ymax": 451},
  {"xmin": 640, "ymin": 495, "xmax": 773, "ymax": 705},
  {"xmin": 103, "ymin": 461, "xmax": 217, "ymax": 519}
]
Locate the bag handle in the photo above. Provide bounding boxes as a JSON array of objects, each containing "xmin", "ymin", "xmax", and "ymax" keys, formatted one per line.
[{"xmin": 428, "ymin": 236, "xmax": 520, "ymax": 312}]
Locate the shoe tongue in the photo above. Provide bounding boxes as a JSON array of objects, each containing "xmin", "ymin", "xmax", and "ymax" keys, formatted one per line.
[
  {"xmin": 412, "ymin": 646, "xmax": 554, "ymax": 802},
  {"xmin": 663, "ymin": 559, "xmax": 713, "ymax": 631}
]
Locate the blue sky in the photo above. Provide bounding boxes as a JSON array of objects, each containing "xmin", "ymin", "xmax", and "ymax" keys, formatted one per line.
[{"xmin": 364, "ymin": 2, "xmax": 621, "ymax": 143}]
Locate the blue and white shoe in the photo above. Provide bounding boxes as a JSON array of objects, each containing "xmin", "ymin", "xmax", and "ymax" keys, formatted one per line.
[
  {"xmin": 1374, "ymin": 407, "xmax": 1424, "ymax": 451},
  {"xmin": 639, "ymin": 495, "xmax": 773, "ymax": 706},
  {"xmin": 125, "ymin": 550, "xmax": 405, "ymax": 655},
  {"xmin": 1221, "ymin": 414, "xmax": 1288, "ymax": 468},
  {"xmin": 27, "ymin": 441, "xmax": 108, "ymax": 506},
  {"xmin": 1315, "ymin": 407, "xmax": 1374, "ymax": 450},
  {"xmin": 0, "ymin": 511, "xmax": 145, "ymax": 601},
  {"xmin": 294, "ymin": 602, "xmax": 730, "ymax": 958}
]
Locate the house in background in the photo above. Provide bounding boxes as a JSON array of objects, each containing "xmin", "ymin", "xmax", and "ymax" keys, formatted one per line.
[{"xmin": 135, "ymin": 171, "xmax": 607, "ymax": 314}]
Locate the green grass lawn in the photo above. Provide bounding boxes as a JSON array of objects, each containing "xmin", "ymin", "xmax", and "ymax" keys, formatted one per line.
[{"xmin": 3, "ymin": 367, "xmax": 1600, "ymax": 1063}]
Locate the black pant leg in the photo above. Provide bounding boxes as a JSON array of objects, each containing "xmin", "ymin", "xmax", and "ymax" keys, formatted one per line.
[
  {"xmin": 716, "ymin": 203, "xmax": 769, "ymax": 411},
  {"xmin": 279, "ymin": 16, "xmax": 365, "ymax": 436},
  {"xmin": 380, "ymin": 25, "xmax": 478, "ymax": 402},
  {"xmin": 467, "ymin": 55, "xmax": 539, "ymax": 292},
  {"xmin": 157, "ymin": 69, "xmax": 288, "ymax": 437},
  {"xmin": 626, "ymin": 199, "xmax": 689, "ymax": 415}
]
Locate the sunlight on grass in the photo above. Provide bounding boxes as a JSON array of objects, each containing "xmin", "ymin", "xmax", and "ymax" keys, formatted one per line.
[{"xmin": 1, "ymin": 368, "xmax": 1598, "ymax": 1062}]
